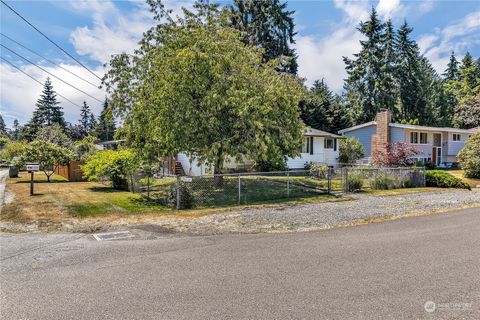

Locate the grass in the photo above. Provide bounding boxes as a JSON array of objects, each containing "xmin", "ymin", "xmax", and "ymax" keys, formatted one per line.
[
  {"xmin": 363, "ymin": 187, "xmax": 441, "ymax": 196},
  {"xmin": 447, "ymin": 170, "xmax": 480, "ymax": 188},
  {"xmin": 1, "ymin": 172, "xmax": 341, "ymax": 229}
]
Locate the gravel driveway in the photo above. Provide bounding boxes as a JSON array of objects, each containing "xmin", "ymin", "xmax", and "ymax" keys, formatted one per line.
[{"xmin": 138, "ymin": 189, "xmax": 480, "ymax": 234}]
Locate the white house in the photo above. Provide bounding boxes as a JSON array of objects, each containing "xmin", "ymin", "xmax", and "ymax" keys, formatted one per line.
[{"xmin": 175, "ymin": 127, "xmax": 341, "ymax": 176}]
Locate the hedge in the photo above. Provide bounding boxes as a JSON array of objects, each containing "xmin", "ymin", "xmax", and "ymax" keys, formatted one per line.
[{"xmin": 425, "ymin": 170, "xmax": 471, "ymax": 190}]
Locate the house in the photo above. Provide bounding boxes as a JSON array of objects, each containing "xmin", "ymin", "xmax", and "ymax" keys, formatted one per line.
[
  {"xmin": 338, "ymin": 110, "xmax": 476, "ymax": 166},
  {"xmin": 174, "ymin": 127, "xmax": 341, "ymax": 176}
]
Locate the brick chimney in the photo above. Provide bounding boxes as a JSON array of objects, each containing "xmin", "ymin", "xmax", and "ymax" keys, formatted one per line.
[{"xmin": 371, "ymin": 110, "xmax": 392, "ymax": 156}]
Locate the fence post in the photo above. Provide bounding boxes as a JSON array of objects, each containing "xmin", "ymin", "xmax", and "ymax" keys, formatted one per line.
[
  {"xmin": 343, "ymin": 167, "xmax": 349, "ymax": 193},
  {"xmin": 287, "ymin": 171, "xmax": 290, "ymax": 197},
  {"xmin": 238, "ymin": 174, "xmax": 241, "ymax": 205},
  {"xmin": 327, "ymin": 167, "xmax": 332, "ymax": 194},
  {"xmin": 176, "ymin": 175, "xmax": 181, "ymax": 210}
]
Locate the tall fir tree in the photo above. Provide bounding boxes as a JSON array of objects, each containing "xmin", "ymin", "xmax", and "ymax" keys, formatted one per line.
[
  {"xmin": 443, "ymin": 52, "xmax": 460, "ymax": 81},
  {"xmin": 343, "ymin": 8, "xmax": 391, "ymax": 124},
  {"xmin": 26, "ymin": 77, "xmax": 66, "ymax": 139},
  {"xmin": 0, "ymin": 114, "xmax": 7, "ymax": 136},
  {"xmin": 12, "ymin": 119, "xmax": 19, "ymax": 141},
  {"xmin": 79, "ymin": 101, "xmax": 92, "ymax": 137},
  {"xmin": 88, "ymin": 113, "xmax": 97, "ymax": 133},
  {"xmin": 394, "ymin": 21, "xmax": 427, "ymax": 123},
  {"xmin": 230, "ymin": 0, "xmax": 298, "ymax": 73},
  {"xmin": 95, "ymin": 99, "xmax": 116, "ymax": 141},
  {"xmin": 300, "ymin": 79, "xmax": 351, "ymax": 133}
]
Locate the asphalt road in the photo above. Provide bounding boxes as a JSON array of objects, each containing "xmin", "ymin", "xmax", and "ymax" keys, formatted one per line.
[{"xmin": 1, "ymin": 207, "xmax": 479, "ymax": 320}]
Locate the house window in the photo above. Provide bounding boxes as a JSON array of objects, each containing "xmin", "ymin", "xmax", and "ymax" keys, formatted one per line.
[
  {"xmin": 301, "ymin": 137, "xmax": 310, "ymax": 153},
  {"xmin": 410, "ymin": 132, "xmax": 428, "ymax": 144},
  {"xmin": 420, "ymin": 132, "xmax": 428, "ymax": 144},
  {"xmin": 410, "ymin": 132, "xmax": 418, "ymax": 144},
  {"xmin": 324, "ymin": 138, "xmax": 334, "ymax": 149},
  {"xmin": 453, "ymin": 134, "xmax": 461, "ymax": 141}
]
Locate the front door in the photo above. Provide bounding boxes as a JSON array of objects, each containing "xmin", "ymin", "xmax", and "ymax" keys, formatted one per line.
[
  {"xmin": 432, "ymin": 147, "xmax": 437, "ymax": 165},
  {"xmin": 436, "ymin": 147, "xmax": 442, "ymax": 166}
]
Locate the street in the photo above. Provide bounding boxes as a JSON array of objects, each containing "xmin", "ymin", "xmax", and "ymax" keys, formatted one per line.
[{"xmin": 1, "ymin": 207, "xmax": 479, "ymax": 319}]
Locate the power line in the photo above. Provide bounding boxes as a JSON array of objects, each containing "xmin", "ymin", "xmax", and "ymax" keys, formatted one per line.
[
  {"xmin": 1, "ymin": 32, "xmax": 100, "ymax": 88},
  {"xmin": 1, "ymin": 56, "xmax": 83, "ymax": 109},
  {"xmin": 1, "ymin": 44, "xmax": 103, "ymax": 103},
  {"xmin": 0, "ymin": 0, "xmax": 102, "ymax": 81}
]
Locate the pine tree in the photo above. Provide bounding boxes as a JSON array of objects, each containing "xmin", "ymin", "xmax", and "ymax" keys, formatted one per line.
[
  {"xmin": 394, "ymin": 21, "xmax": 426, "ymax": 122},
  {"xmin": 12, "ymin": 119, "xmax": 19, "ymax": 140},
  {"xmin": 300, "ymin": 79, "xmax": 351, "ymax": 133},
  {"xmin": 26, "ymin": 78, "xmax": 66, "ymax": 138},
  {"xmin": 88, "ymin": 113, "xmax": 97, "ymax": 133},
  {"xmin": 95, "ymin": 99, "xmax": 116, "ymax": 141},
  {"xmin": 0, "ymin": 114, "xmax": 7, "ymax": 136},
  {"xmin": 79, "ymin": 101, "xmax": 91, "ymax": 132},
  {"xmin": 443, "ymin": 52, "xmax": 460, "ymax": 81},
  {"xmin": 230, "ymin": 0, "xmax": 298, "ymax": 73}
]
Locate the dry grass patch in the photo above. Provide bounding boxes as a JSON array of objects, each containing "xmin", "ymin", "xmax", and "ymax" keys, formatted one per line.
[{"xmin": 448, "ymin": 170, "xmax": 480, "ymax": 188}]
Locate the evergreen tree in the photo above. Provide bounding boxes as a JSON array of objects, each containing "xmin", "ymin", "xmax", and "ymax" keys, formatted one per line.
[
  {"xmin": 95, "ymin": 99, "xmax": 116, "ymax": 141},
  {"xmin": 88, "ymin": 113, "xmax": 97, "ymax": 133},
  {"xmin": 300, "ymin": 79, "xmax": 351, "ymax": 133},
  {"xmin": 230, "ymin": 0, "xmax": 298, "ymax": 73},
  {"xmin": 0, "ymin": 114, "xmax": 7, "ymax": 136},
  {"xmin": 12, "ymin": 119, "xmax": 19, "ymax": 141},
  {"xmin": 79, "ymin": 101, "xmax": 91, "ymax": 134},
  {"xmin": 394, "ymin": 21, "xmax": 427, "ymax": 123},
  {"xmin": 26, "ymin": 77, "xmax": 66, "ymax": 138},
  {"xmin": 343, "ymin": 8, "xmax": 390, "ymax": 124},
  {"xmin": 443, "ymin": 52, "xmax": 460, "ymax": 81}
]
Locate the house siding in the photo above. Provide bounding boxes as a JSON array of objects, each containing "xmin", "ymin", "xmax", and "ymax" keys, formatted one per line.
[
  {"xmin": 344, "ymin": 125, "xmax": 376, "ymax": 157},
  {"xmin": 286, "ymin": 137, "xmax": 339, "ymax": 168}
]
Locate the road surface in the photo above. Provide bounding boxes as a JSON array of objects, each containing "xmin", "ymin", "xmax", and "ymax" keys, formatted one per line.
[{"xmin": 1, "ymin": 207, "xmax": 479, "ymax": 319}]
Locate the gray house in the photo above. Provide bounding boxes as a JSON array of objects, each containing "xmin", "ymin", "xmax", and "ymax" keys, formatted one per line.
[{"xmin": 338, "ymin": 110, "xmax": 476, "ymax": 166}]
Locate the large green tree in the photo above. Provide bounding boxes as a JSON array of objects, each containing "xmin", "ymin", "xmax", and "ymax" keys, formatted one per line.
[
  {"xmin": 343, "ymin": 8, "xmax": 392, "ymax": 124},
  {"xmin": 26, "ymin": 77, "xmax": 66, "ymax": 139},
  {"xmin": 229, "ymin": 0, "xmax": 298, "ymax": 73},
  {"xmin": 300, "ymin": 79, "xmax": 350, "ymax": 133},
  {"xmin": 0, "ymin": 114, "xmax": 7, "ymax": 137},
  {"xmin": 95, "ymin": 99, "xmax": 116, "ymax": 141},
  {"xmin": 103, "ymin": 1, "xmax": 305, "ymax": 177}
]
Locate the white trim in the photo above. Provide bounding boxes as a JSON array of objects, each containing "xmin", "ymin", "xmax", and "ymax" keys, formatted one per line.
[
  {"xmin": 338, "ymin": 121, "xmax": 377, "ymax": 134},
  {"xmin": 389, "ymin": 123, "xmax": 474, "ymax": 134}
]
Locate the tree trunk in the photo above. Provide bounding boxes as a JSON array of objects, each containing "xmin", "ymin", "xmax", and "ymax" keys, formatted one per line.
[{"xmin": 213, "ymin": 158, "xmax": 224, "ymax": 187}]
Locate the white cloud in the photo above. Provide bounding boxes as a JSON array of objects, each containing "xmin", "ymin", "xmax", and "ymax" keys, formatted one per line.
[
  {"xmin": 376, "ymin": 0, "xmax": 403, "ymax": 19},
  {"xmin": 0, "ymin": 62, "xmax": 105, "ymax": 125},
  {"xmin": 420, "ymin": 11, "xmax": 480, "ymax": 72}
]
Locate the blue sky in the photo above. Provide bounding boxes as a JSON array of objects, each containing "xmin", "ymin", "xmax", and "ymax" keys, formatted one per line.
[{"xmin": 1, "ymin": 0, "xmax": 479, "ymax": 126}]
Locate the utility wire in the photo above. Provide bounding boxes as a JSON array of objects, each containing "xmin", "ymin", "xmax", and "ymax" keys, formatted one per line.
[
  {"xmin": 1, "ymin": 56, "xmax": 83, "ymax": 109},
  {"xmin": 1, "ymin": 32, "xmax": 100, "ymax": 88},
  {"xmin": 1, "ymin": 44, "xmax": 103, "ymax": 103},
  {"xmin": 1, "ymin": 0, "xmax": 102, "ymax": 81}
]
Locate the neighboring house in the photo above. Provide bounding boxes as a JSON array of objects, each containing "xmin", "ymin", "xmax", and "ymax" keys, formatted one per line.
[
  {"xmin": 175, "ymin": 127, "xmax": 341, "ymax": 176},
  {"xmin": 338, "ymin": 110, "xmax": 476, "ymax": 166},
  {"xmin": 95, "ymin": 140, "xmax": 125, "ymax": 151}
]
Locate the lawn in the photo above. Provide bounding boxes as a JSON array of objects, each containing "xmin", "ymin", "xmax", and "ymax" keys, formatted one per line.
[
  {"xmin": 1, "ymin": 172, "xmax": 340, "ymax": 230},
  {"xmin": 447, "ymin": 170, "xmax": 480, "ymax": 188}
]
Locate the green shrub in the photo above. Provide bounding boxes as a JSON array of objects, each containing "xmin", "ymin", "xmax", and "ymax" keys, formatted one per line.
[
  {"xmin": 425, "ymin": 170, "xmax": 471, "ymax": 190},
  {"xmin": 347, "ymin": 173, "xmax": 363, "ymax": 192},
  {"xmin": 370, "ymin": 174, "xmax": 396, "ymax": 190},
  {"xmin": 339, "ymin": 137, "xmax": 365, "ymax": 164},
  {"xmin": 309, "ymin": 163, "xmax": 329, "ymax": 179},
  {"xmin": 81, "ymin": 149, "xmax": 138, "ymax": 190},
  {"xmin": 458, "ymin": 133, "xmax": 480, "ymax": 178}
]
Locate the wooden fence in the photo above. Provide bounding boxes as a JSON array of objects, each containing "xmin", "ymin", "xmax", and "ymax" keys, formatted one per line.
[{"xmin": 54, "ymin": 160, "xmax": 85, "ymax": 182}]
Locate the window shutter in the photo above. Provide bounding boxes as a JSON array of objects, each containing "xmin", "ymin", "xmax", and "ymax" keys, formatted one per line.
[
  {"xmin": 310, "ymin": 137, "xmax": 314, "ymax": 155},
  {"xmin": 334, "ymin": 138, "xmax": 337, "ymax": 151}
]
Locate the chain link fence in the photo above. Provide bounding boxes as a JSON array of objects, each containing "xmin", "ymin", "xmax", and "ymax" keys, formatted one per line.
[{"xmin": 132, "ymin": 166, "xmax": 425, "ymax": 209}]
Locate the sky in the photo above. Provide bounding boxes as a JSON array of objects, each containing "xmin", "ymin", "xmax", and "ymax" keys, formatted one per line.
[{"xmin": 1, "ymin": 0, "xmax": 479, "ymax": 127}]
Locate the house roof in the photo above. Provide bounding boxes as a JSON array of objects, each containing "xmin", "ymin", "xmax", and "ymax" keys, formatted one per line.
[
  {"xmin": 338, "ymin": 121, "xmax": 475, "ymax": 134},
  {"xmin": 389, "ymin": 123, "xmax": 475, "ymax": 134},
  {"xmin": 304, "ymin": 127, "xmax": 341, "ymax": 138},
  {"xmin": 338, "ymin": 121, "xmax": 376, "ymax": 134}
]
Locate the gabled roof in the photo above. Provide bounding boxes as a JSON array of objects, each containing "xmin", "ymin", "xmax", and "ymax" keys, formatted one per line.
[
  {"xmin": 389, "ymin": 123, "xmax": 475, "ymax": 134},
  {"xmin": 338, "ymin": 121, "xmax": 376, "ymax": 134},
  {"xmin": 304, "ymin": 126, "xmax": 341, "ymax": 138},
  {"xmin": 338, "ymin": 121, "xmax": 476, "ymax": 134}
]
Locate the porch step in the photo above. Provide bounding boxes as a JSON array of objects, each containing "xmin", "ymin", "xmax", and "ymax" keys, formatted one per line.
[{"xmin": 174, "ymin": 162, "xmax": 185, "ymax": 176}]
